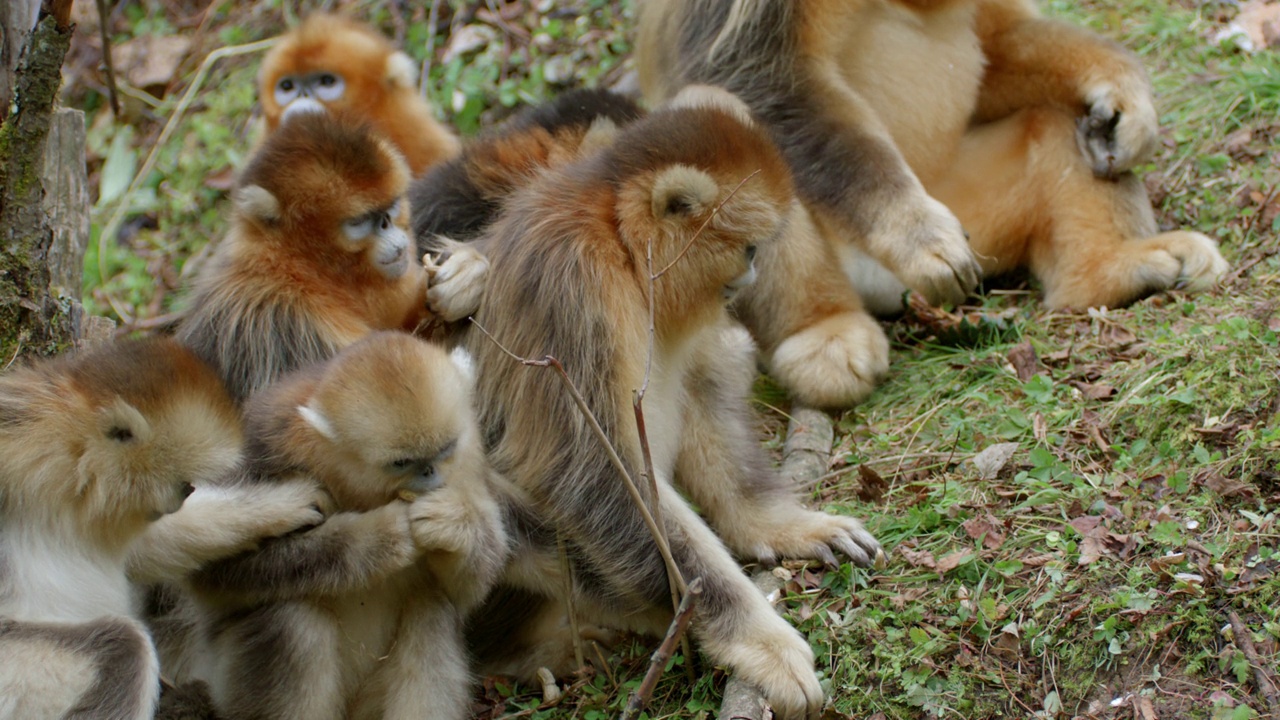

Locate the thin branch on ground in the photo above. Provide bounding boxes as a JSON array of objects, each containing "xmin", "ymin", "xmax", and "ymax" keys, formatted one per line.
[
  {"xmin": 1227, "ymin": 610, "xmax": 1280, "ymax": 717},
  {"xmin": 621, "ymin": 577, "xmax": 703, "ymax": 720}
]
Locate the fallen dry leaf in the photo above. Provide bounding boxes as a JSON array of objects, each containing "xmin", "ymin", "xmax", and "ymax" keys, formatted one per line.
[
  {"xmin": 961, "ymin": 514, "xmax": 1007, "ymax": 550},
  {"xmin": 1200, "ymin": 470, "xmax": 1258, "ymax": 500},
  {"xmin": 856, "ymin": 464, "xmax": 889, "ymax": 503},
  {"xmin": 1008, "ymin": 341, "xmax": 1040, "ymax": 381},
  {"xmin": 112, "ymin": 35, "xmax": 192, "ymax": 91},
  {"xmin": 972, "ymin": 442, "xmax": 1019, "ymax": 480},
  {"xmin": 1214, "ymin": 0, "xmax": 1280, "ymax": 51}
]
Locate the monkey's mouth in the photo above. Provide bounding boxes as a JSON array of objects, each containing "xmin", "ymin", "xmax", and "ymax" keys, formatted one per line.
[
  {"xmin": 153, "ymin": 481, "xmax": 196, "ymax": 520},
  {"xmin": 377, "ymin": 246, "xmax": 410, "ymax": 279}
]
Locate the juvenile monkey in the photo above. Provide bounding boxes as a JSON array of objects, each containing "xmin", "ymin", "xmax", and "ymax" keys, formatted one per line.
[
  {"xmin": 176, "ymin": 112, "xmax": 428, "ymax": 402},
  {"xmin": 184, "ymin": 332, "xmax": 507, "ymax": 720},
  {"xmin": 461, "ymin": 99, "xmax": 881, "ymax": 719},
  {"xmin": 0, "ymin": 338, "xmax": 242, "ymax": 720},
  {"xmin": 638, "ymin": 0, "xmax": 1229, "ymax": 314},
  {"xmin": 259, "ymin": 13, "xmax": 459, "ymax": 176},
  {"xmin": 409, "ymin": 86, "xmax": 888, "ymax": 407}
]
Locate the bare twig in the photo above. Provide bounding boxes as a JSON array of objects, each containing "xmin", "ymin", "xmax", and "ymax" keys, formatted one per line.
[
  {"xmin": 420, "ymin": 0, "xmax": 443, "ymax": 100},
  {"xmin": 653, "ymin": 170, "xmax": 760, "ymax": 281},
  {"xmin": 1227, "ymin": 610, "xmax": 1280, "ymax": 717},
  {"xmin": 621, "ymin": 577, "xmax": 704, "ymax": 720},
  {"xmin": 469, "ymin": 319, "xmax": 688, "ymax": 598},
  {"xmin": 94, "ymin": 0, "xmax": 121, "ymax": 117}
]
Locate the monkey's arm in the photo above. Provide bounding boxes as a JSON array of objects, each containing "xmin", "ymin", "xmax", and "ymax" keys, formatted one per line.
[
  {"xmin": 759, "ymin": 61, "xmax": 980, "ymax": 305},
  {"xmin": 127, "ymin": 479, "xmax": 328, "ymax": 584},
  {"xmin": 408, "ymin": 470, "xmax": 510, "ymax": 612},
  {"xmin": 187, "ymin": 502, "xmax": 415, "ymax": 603},
  {"xmin": 974, "ymin": 0, "xmax": 1157, "ymax": 177}
]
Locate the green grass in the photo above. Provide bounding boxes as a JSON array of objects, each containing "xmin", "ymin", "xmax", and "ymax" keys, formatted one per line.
[{"xmin": 71, "ymin": 1, "xmax": 1280, "ymax": 718}]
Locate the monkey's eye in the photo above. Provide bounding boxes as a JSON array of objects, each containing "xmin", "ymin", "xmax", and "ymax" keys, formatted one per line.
[
  {"xmin": 342, "ymin": 217, "xmax": 374, "ymax": 242},
  {"xmin": 275, "ymin": 77, "xmax": 300, "ymax": 106},
  {"xmin": 390, "ymin": 458, "xmax": 416, "ymax": 471},
  {"xmin": 313, "ymin": 73, "xmax": 346, "ymax": 102}
]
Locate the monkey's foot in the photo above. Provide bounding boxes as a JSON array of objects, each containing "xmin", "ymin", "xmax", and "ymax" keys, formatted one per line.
[
  {"xmin": 729, "ymin": 506, "xmax": 882, "ymax": 568},
  {"xmin": 1078, "ymin": 77, "xmax": 1158, "ymax": 178},
  {"xmin": 709, "ymin": 611, "xmax": 823, "ymax": 720},
  {"xmin": 424, "ymin": 244, "xmax": 489, "ymax": 321},
  {"xmin": 1044, "ymin": 231, "xmax": 1229, "ymax": 309},
  {"xmin": 873, "ymin": 193, "xmax": 981, "ymax": 306},
  {"xmin": 768, "ymin": 311, "xmax": 889, "ymax": 408}
]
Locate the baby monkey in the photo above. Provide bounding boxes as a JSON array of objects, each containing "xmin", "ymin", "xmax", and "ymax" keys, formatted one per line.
[{"xmin": 185, "ymin": 332, "xmax": 507, "ymax": 720}]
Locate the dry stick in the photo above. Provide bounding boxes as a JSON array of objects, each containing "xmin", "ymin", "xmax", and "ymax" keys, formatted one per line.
[
  {"xmin": 469, "ymin": 319, "xmax": 688, "ymax": 599},
  {"xmin": 96, "ymin": 37, "xmax": 279, "ymax": 322},
  {"xmin": 94, "ymin": 0, "xmax": 121, "ymax": 117},
  {"xmin": 621, "ymin": 577, "xmax": 705, "ymax": 720},
  {"xmin": 1227, "ymin": 610, "xmax": 1280, "ymax": 717}
]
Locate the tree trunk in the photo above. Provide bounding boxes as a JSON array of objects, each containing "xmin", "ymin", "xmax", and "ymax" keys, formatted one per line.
[{"xmin": 0, "ymin": 0, "xmax": 85, "ymax": 360}]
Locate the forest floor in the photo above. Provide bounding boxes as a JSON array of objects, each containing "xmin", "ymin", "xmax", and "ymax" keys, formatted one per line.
[{"xmin": 67, "ymin": 0, "xmax": 1280, "ymax": 718}]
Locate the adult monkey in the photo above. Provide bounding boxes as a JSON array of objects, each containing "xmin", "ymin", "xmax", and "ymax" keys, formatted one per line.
[{"xmin": 638, "ymin": 0, "xmax": 1228, "ymax": 316}]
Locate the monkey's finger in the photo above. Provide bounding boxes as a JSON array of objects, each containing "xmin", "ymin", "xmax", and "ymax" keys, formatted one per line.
[
  {"xmin": 831, "ymin": 535, "xmax": 875, "ymax": 568},
  {"xmin": 814, "ymin": 544, "xmax": 839, "ymax": 569}
]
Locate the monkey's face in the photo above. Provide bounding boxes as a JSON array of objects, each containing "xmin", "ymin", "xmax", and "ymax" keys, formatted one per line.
[
  {"xmin": 295, "ymin": 334, "xmax": 478, "ymax": 511},
  {"xmin": 339, "ymin": 197, "xmax": 413, "ymax": 280},
  {"xmin": 0, "ymin": 339, "xmax": 242, "ymax": 547}
]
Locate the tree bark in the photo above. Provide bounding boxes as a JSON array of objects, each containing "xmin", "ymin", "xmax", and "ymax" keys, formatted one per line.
[{"xmin": 0, "ymin": 1, "xmax": 83, "ymax": 360}]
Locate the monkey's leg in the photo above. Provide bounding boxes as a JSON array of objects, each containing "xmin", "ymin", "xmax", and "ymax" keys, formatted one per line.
[
  {"xmin": 929, "ymin": 107, "xmax": 1227, "ymax": 309},
  {"xmin": 355, "ymin": 590, "xmax": 470, "ymax": 720},
  {"xmin": 674, "ymin": 324, "xmax": 880, "ymax": 566},
  {"xmin": 128, "ymin": 478, "xmax": 328, "ymax": 583},
  {"xmin": 0, "ymin": 617, "xmax": 159, "ymax": 720},
  {"xmin": 748, "ymin": 68, "xmax": 980, "ymax": 305},
  {"xmin": 655, "ymin": 483, "xmax": 825, "ymax": 720},
  {"xmin": 209, "ymin": 602, "xmax": 344, "ymax": 720},
  {"xmin": 975, "ymin": 0, "xmax": 1158, "ymax": 178},
  {"xmin": 732, "ymin": 203, "xmax": 889, "ymax": 408}
]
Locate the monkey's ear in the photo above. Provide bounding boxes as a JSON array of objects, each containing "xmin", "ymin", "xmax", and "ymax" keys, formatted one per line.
[
  {"xmin": 449, "ymin": 346, "xmax": 476, "ymax": 385},
  {"xmin": 651, "ymin": 164, "xmax": 718, "ymax": 220},
  {"xmin": 384, "ymin": 51, "xmax": 418, "ymax": 89},
  {"xmin": 98, "ymin": 397, "xmax": 152, "ymax": 445},
  {"xmin": 298, "ymin": 403, "xmax": 338, "ymax": 441},
  {"xmin": 234, "ymin": 185, "xmax": 281, "ymax": 224}
]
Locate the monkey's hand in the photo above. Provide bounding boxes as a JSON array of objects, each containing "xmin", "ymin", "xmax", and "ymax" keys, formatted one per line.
[
  {"xmin": 408, "ymin": 482, "xmax": 508, "ymax": 610},
  {"xmin": 424, "ymin": 242, "xmax": 490, "ymax": 322},
  {"xmin": 873, "ymin": 192, "xmax": 981, "ymax": 307},
  {"xmin": 128, "ymin": 478, "xmax": 330, "ymax": 583},
  {"xmin": 1077, "ymin": 73, "xmax": 1158, "ymax": 178},
  {"xmin": 708, "ymin": 609, "xmax": 823, "ymax": 720}
]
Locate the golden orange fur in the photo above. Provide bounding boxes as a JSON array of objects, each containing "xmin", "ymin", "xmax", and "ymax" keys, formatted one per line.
[
  {"xmin": 462, "ymin": 97, "xmax": 881, "ymax": 720},
  {"xmin": 259, "ymin": 13, "xmax": 459, "ymax": 176},
  {"xmin": 638, "ymin": 0, "xmax": 1229, "ymax": 404},
  {"xmin": 176, "ymin": 112, "xmax": 428, "ymax": 402}
]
